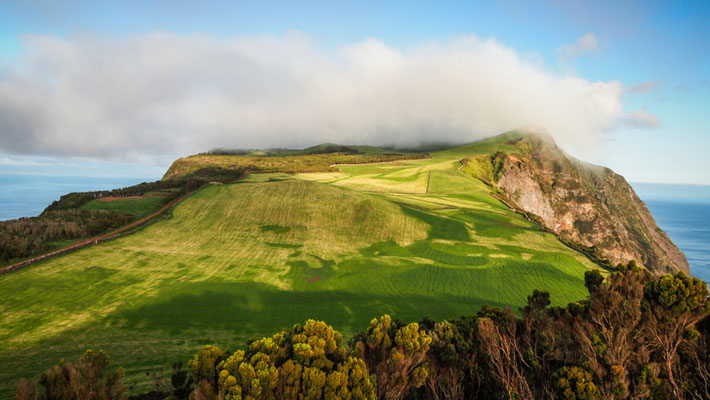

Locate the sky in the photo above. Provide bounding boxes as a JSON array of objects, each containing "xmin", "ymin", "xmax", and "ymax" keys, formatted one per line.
[{"xmin": 0, "ymin": 1, "xmax": 708, "ymax": 183}]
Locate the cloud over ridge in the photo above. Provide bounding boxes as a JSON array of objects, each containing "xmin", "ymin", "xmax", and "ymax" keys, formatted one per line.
[{"xmin": 0, "ymin": 32, "xmax": 644, "ymax": 162}]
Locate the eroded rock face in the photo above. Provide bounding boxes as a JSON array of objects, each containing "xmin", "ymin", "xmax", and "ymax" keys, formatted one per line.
[{"xmin": 466, "ymin": 134, "xmax": 688, "ymax": 274}]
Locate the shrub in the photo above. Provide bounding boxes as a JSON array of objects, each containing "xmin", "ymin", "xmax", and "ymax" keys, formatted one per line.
[
  {"xmin": 552, "ymin": 366, "xmax": 600, "ymax": 400},
  {"xmin": 190, "ymin": 320, "xmax": 375, "ymax": 400},
  {"xmin": 16, "ymin": 350, "xmax": 125, "ymax": 400}
]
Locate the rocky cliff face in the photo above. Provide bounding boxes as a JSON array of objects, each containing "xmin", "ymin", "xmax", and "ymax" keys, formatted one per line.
[{"xmin": 464, "ymin": 134, "xmax": 689, "ymax": 274}]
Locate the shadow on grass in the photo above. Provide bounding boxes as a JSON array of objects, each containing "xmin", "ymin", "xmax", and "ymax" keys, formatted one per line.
[{"xmin": 0, "ymin": 281, "xmax": 509, "ymax": 397}]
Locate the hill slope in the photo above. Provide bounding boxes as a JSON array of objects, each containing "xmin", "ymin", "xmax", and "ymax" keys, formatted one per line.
[
  {"xmin": 2, "ymin": 131, "xmax": 689, "ymax": 395},
  {"xmin": 0, "ymin": 135, "xmax": 603, "ymax": 395}
]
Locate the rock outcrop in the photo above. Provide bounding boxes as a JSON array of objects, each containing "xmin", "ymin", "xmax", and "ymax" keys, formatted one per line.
[{"xmin": 464, "ymin": 133, "xmax": 689, "ymax": 274}]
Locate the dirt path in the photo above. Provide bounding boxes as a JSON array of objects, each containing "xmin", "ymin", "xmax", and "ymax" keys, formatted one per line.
[
  {"xmin": 97, "ymin": 195, "xmax": 144, "ymax": 202},
  {"xmin": 0, "ymin": 171, "xmax": 251, "ymax": 276}
]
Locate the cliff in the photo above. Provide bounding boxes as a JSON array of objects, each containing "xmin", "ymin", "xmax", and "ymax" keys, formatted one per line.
[{"xmin": 463, "ymin": 134, "xmax": 689, "ymax": 274}]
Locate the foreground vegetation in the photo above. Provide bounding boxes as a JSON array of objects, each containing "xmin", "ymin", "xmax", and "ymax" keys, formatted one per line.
[
  {"xmin": 15, "ymin": 265, "xmax": 710, "ymax": 399},
  {"xmin": 1, "ymin": 133, "xmax": 615, "ymax": 396},
  {"xmin": 0, "ymin": 210, "xmax": 135, "ymax": 264}
]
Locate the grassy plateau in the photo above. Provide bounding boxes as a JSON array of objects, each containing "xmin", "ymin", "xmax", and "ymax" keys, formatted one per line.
[
  {"xmin": 0, "ymin": 132, "xmax": 598, "ymax": 395},
  {"xmin": 79, "ymin": 193, "xmax": 170, "ymax": 218}
]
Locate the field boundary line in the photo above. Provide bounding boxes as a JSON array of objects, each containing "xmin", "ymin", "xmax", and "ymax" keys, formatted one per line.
[
  {"xmin": 0, "ymin": 171, "xmax": 251, "ymax": 276},
  {"xmin": 329, "ymin": 155, "xmax": 430, "ymax": 168}
]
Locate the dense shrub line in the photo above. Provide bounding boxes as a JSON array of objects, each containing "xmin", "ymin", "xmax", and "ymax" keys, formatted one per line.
[
  {"xmin": 0, "ymin": 210, "xmax": 135, "ymax": 263},
  {"xmin": 164, "ymin": 153, "xmax": 429, "ymax": 179},
  {"xmin": 1, "ymin": 168, "xmax": 245, "ymax": 264},
  {"xmin": 206, "ymin": 146, "xmax": 407, "ymax": 156},
  {"xmin": 15, "ymin": 263, "xmax": 710, "ymax": 399}
]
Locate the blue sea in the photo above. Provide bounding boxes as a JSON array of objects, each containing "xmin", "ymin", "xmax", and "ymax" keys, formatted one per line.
[
  {"xmin": 632, "ymin": 183, "xmax": 710, "ymax": 283},
  {"xmin": 0, "ymin": 175, "xmax": 154, "ymax": 221},
  {"xmin": 0, "ymin": 176, "xmax": 708, "ymax": 282}
]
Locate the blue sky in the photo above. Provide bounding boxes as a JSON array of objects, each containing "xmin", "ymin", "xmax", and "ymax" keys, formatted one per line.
[{"xmin": 0, "ymin": 0, "xmax": 708, "ymax": 183}]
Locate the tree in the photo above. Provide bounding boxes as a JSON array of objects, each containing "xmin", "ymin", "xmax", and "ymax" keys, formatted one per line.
[
  {"xmin": 16, "ymin": 350, "xmax": 125, "ymax": 400},
  {"xmin": 170, "ymin": 362, "xmax": 194, "ymax": 400},
  {"xmin": 353, "ymin": 315, "xmax": 431, "ymax": 400},
  {"xmin": 643, "ymin": 271, "xmax": 709, "ymax": 399},
  {"xmin": 477, "ymin": 309, "xmax": 534, "ymax": 400},
  {"xmin": 191, "ymin": 319, "xmax": 375, "ymax": 400},
  {"xmin": 424, "ymin": 320, "xmax": 467, "ymax": 400},
  {"xmin": 682, "ymin": 314, "xmax": 710, "ymax": 399},
  {"xmin": 520, "ymin": 289, "xmax": 560, "ymax": 398},
  {"xmin": 188, "ymin": 345, "xmax": 226, "ymax": 399},
  {"xmin": 551, "ymin": 366, "xmax": 600, "ymax": 400},
  {"xmin": 575, "ymin": 263, "xmax": 651, "ymax": 398}
]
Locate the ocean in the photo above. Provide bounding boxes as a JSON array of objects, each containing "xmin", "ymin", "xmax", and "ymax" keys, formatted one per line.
[
  {"xmin": 0, "ymin": 175, "xmax": 154, "ymax": 221},
  {"xmin": 0, "ymin": 175, "xmax": 708, "ymax": 282},
  {"xmin": 632, "ymin": 183, "xmax": 710, "ymax": 283}
]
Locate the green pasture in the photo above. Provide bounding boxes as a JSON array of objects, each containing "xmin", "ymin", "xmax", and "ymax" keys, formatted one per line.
[
  {"xmin": 79, "ymin": 194, "xmax": 169, "ymax": 218},
  {"xmin": 0, "ymin": 133, "xmax": 597, "ymax": 395}
]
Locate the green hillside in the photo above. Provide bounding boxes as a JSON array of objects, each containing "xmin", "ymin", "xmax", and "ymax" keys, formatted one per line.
[
  {"xmin": 0, "ymin": 132, "xmax": 598, "ymax": 395},
  {"xmin": 79, "ymin": 194, "xmax": 169, "ymax": 218},
  {"xmin": 163, "ymin": 152, "xmax": 427, "ymax": 179}
]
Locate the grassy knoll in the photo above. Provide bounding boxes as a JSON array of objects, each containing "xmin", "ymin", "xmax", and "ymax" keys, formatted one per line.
[
  {"xmin": 79, "ymin": 194, "xmax": 169, "ymax": 218},
  {"xmin": 0, "ymin": 132, "xmax": 598, "ymax": 395}
]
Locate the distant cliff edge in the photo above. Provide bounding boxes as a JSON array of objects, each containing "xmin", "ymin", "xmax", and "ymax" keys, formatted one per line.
[{"xmin": 464, "ymin": 133, "xmax": 689, "ymax": 274}]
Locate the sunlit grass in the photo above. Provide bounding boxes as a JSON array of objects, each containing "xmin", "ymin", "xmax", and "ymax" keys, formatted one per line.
[
  {"xmin": 80, "ymin": 195, "xmax": 168, "ymax": 218},
  {"xmin": 0, "ymin": 133, "xmax": 597, "ymax": 395}
]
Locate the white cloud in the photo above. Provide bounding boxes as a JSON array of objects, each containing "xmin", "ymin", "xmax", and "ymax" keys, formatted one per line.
[
  {"xmin": 626, "ymin": 81, "xmax": 661, "ymax": 94},
  {"xmin": 558, "ymin": 33, "xmax": 599, "ymax": 61},
  {"xmin": 624, "ymin": 110, "xmax": 660, "ymax": 129},
  {"xmin": 0, "ymin": 32, "xmax": 634, "ymax": 162},
  {"xmin": 0, "ymin": 156, "xmax": 44, "ymax": 166}
]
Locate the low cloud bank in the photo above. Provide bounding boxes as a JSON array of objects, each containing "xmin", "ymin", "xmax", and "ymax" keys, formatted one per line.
[{"xmin": 0, "ymin": 32, "xmax": 652, "ymax": 162}]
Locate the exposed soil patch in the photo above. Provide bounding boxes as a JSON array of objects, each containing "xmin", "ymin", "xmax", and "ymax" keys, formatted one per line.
[
  {"xmin": 507, "ymin": 155, "xmax": 521, "ymax": 163},
  {"xmin": 97, "ymin": 196, "xmax": 144, "ymax": 202},
  {"xmin": 97, "ymin": 193, "xmax": 168, "ymax": 202}
]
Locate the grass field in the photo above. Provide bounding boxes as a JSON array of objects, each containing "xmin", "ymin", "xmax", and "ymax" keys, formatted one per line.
[
  {"xmin": 0, "ymin": 133, "xmax": 598, "ymax": 395},
  {"xmin": 79, "ymin": 194, "xmax": 169, "ymax": 218}
]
